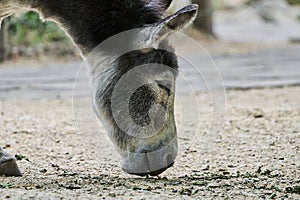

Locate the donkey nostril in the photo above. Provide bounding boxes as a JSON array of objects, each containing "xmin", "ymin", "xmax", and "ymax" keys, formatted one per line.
[{"xmin": 156, "ymin": 81, "xmax": 171, "ymax": 96}]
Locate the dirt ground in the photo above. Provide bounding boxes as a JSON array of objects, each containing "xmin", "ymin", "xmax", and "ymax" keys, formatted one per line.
[{"xmin": 0, "ymin": 85, "xmax": 299, "ymax": 199}]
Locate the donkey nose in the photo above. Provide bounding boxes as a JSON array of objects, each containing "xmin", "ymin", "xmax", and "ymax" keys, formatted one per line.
[
  {"xmin": 122, "ymin": 152, "xmax": 176, "ymax": 176},
  {"xmin": 121, "ymin": 140, "xmax": 177, "ymax": 176}
]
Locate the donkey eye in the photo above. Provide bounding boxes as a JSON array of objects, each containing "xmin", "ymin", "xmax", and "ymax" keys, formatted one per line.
[{"xmin": 156, "ymin": 81, "xmax": 171, "ymax": 96}]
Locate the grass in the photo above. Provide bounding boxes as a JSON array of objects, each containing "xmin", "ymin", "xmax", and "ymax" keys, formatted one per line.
[{"xmin": 0, "ymin": 183, "xmax": 13, "ymax": 189}]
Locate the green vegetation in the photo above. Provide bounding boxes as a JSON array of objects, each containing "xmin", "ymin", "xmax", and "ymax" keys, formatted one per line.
[
  {"xmin": 287, "ymin": 0, "xmax": 300, "ymax": 5},
  {"xmin": 8, "ymin": 11, "xmax": 68, "ymax": 46},
  {"xmin": 0, "ymin": 183, "xmax": 13, "ymax": 188},
  {"xmin": 14, "ymin": 154, "xmax": 29, "ymax": 161},
  {"xmin": 5, "ymin": 11, "xmax": 76, "ymax": 58}
]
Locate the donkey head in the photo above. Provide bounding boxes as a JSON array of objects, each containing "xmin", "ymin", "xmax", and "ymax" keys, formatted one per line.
[
  {"xmin": 1, "ymin": 0, "xmax": 198, "ymax": 176},
  {"xmin": 91, "ymin": 3, "xmax": 198, "ymax": 176}
]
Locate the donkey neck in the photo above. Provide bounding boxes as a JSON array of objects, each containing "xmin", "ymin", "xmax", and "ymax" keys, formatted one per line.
[{"xmin": 11, "ymin": 0, "xmax": 162, "ymax": 56}]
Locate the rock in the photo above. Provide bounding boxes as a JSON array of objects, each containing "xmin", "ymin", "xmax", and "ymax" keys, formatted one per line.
[{"xmin": 0, "ymin": 147, "xmax": 22, "ymax": 176}]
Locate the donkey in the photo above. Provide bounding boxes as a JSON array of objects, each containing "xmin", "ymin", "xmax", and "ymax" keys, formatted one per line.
[{"xmin": 0, "ymin": 0, "xmax": 198, "ymax": 176}]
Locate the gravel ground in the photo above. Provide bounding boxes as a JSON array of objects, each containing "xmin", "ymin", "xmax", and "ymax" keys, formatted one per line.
[
  {"xmin": 1, "ymin": 0, "xmax": 299, "ymax": 199},
  {"xmin": 0, "ymin": 86, "xmax": 299, "ymax": 199}
]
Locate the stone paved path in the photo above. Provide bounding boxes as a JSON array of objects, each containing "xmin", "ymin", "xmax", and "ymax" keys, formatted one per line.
[{"xmin": 0, "ymin": 45, "xmax": 299, "ymax": 99}]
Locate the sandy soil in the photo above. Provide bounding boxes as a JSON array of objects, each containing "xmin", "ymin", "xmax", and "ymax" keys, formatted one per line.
[{"xmin": 0, "ymin": 86, "xmax": 299, "ymax": 199}]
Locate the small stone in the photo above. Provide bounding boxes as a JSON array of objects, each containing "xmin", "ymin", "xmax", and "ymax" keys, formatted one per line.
[
  {"xmin": 223, "ymin": 171, "xmax": 230, "ymax": 175},
  {"xmin": 250, "ymin": 108, "xmax": 264, "ymax": 118},
  {"xmin": 40, "ymin": 169, "xmax": 47, "ymax": 173},
  {"xmin": 228, "ymin": 164, "xmax": 237, "ymax": 168},
  {"xmin": 207, "ymin": 183, "xmax": 219, "ymax": 188}
]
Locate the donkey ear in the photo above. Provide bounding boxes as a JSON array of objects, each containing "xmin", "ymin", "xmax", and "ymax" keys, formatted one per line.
[{"xmin": 152, "ymin": 4, "xmax": 198, "ymax": 41}]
